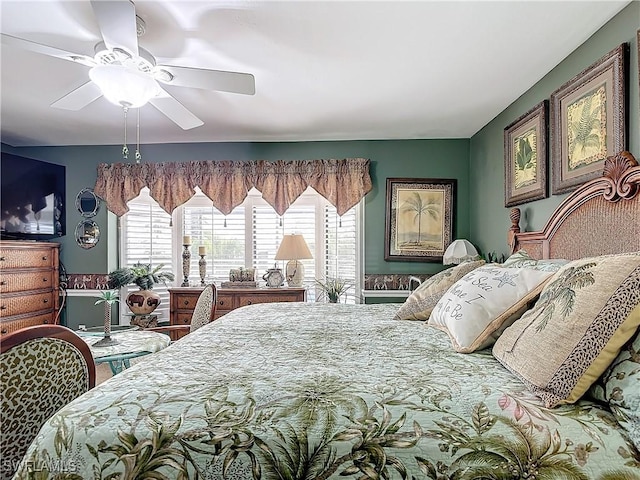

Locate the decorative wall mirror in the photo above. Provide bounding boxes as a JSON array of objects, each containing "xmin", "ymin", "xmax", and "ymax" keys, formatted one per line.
[
  {"xmin": 76, "ymin": 188, "xmax": 100, "ymax": 217},
  {"xmin": 75, "ymin": 220, "xmax": 100, "ymax": 249}
]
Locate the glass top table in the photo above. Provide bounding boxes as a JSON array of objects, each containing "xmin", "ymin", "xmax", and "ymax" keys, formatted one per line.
[{"xmin": 77, "ymin": 328, "xmax": 171, "ymax": 375}]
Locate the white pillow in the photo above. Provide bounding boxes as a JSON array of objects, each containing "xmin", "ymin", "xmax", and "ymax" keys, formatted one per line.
[{"xmin": 428, "ymin": 265, "xmax": 553, "ymax": 353}]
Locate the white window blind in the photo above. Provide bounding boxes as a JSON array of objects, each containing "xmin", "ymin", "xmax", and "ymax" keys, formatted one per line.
[
  {"xmin": 119, "ymin": 188, "xmax": 172, "ymax": 325},
  {"xmin": 119, "ymin": 187, "xmax": 362, "ymax": 323}
]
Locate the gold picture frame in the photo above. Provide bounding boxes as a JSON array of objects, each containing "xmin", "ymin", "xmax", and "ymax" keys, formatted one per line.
[
  {"xmin": 550, "ymin": 43, "xmax": 628, "ymax": 195},
  {"xmin": 384, "ymin": 178, "xmax": 455, "ymax": 262},
  {"xmin": 504, "ymin": 100, "xmax": 548, "ymax": 207}
]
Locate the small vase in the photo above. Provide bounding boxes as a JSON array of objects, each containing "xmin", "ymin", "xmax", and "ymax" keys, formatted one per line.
[{"xmin": 126, "ymin": 290, "xmax": 161, "ymax": 315}]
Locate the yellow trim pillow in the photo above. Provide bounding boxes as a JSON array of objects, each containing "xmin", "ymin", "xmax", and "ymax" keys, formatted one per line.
[
  {"xmin": 493, "ymin": 253, "xmax": 640, "ymax": 408},
  {"xmin": 394, "ymin": 260, "xmax": 485, "ymax": 320}
]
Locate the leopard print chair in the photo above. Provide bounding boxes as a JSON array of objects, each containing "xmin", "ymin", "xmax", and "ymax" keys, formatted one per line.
[
  {"xmin": 1, "ymin": 325, "xmax": 95, "ymax": 479},
  {"xmin": 146, "ymin": 283, "xmax": 217, "ymax": 339}
]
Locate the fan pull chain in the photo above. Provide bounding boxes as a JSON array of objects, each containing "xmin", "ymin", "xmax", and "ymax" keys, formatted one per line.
[
  {"xmin": 122, "ymin": 107, "xmax": 129, "ymax": 160},
  {"xmin": 135, "ymin": 109, "xmax": 142, "ymax": 163}
]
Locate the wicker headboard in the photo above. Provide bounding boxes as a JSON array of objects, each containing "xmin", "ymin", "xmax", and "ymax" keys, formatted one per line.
[{"xmin": 508, "ymin": 151, "xmax": 640, "ymax": 260}]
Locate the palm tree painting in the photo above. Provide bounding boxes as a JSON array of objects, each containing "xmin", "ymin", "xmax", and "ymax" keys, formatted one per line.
[
  {"xmin": 513, "ymin": 129, "xmax": 537, "ymax": 190},
  {"xmin": 396, "ymin": 189, "xmax": 442, "ymax": 251},
  {"xmin": 566, "ymin": 85, "xmax": 607, "ymax": 171}
]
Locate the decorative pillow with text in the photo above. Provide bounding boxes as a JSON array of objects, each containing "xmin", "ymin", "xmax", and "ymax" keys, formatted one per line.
[{"xmin": 428, "ymin": 265, "xmax": 553, "ymax": 353}]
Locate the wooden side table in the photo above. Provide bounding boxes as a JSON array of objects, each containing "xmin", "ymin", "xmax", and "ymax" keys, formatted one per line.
[{"xmin": 169, "ymin": 286, "xmax": 307, "ymax": 339}]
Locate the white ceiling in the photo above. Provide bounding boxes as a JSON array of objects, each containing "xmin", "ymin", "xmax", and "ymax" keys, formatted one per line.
[{"xmin": 0, "ymin": 0, "xmax": 630, "ymax": 147}]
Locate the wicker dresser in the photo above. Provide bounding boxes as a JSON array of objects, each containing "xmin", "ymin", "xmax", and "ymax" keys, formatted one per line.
[{"xmin": 0, "ymin": 241, "xmax": 60, "ymax": 337}]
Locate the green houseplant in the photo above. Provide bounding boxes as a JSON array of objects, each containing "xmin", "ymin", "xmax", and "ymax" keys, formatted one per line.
[
  {"xmin": 315, "ymin": 277, "xmax": 352, "ymax": 303},
  {"xmin": 108, "ymin": 263, "xmax": 175, "ymax": 316},
  {"xmin": 93, "ymin": 290, "xmax": 120, "ymax": 347}
]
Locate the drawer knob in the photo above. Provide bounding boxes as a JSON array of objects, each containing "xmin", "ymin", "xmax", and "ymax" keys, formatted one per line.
[
  {"xmin": 182, "ymin": 318, "xmax": 189, "ymax": 324},
  {"xmin": 0, "ymin": 257, "xmax": 4, "ymax": 262},
  {"xmin": 1, "ymin": 328, "xmax": 7, "ymax": 334},
  {"xmin": 42, "ymin": 256, "xmax": 48, "ymax": 261},
  {"xmin": 247, "ymin": 300, "xmax": 252, "ymax": 305},
  {"xmin": 44, "ymin": 320, "xmax": 49, "ymax": 324},
  {"xmin": 43, "ymin": 299, "xmax": 49, "ymax": 304},
  {"xmin": 183, "ymin": 300, "xmax": 190, "ymax": 306},
  {"xmin": 219, "ymin": 300, "xmax": 225, "ymax": 306},
  {"xmin": 0, "ymin": 306, "xmax": 6, "ymax": 310},
  {"xmin": 0, "ymin": 281, "xmax": 6, "ymax": 286},
  {"xmin": 42, "ymin": 278, "xmax": 48, "ymax": 283}
]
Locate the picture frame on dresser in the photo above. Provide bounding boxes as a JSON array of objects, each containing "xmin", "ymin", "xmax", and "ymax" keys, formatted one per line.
[
  {"xmin": 504, "ymin": 100, "xmax": 548, "ymax": 207},
  {"xmin": 550, "ymin": 43, "xmax": 627, "ymax": 195},
  {"xmin": 384, "ymin": 178, "xmax": 455, "ymax": 262}
]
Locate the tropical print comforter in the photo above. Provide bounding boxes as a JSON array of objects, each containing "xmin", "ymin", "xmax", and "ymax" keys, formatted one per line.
[{"xmin": 15, "ymin": 303, "xmax": 640, "ymax": 479}]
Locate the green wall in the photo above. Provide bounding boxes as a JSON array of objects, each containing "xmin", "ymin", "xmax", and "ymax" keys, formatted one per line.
[
  {"xmin": 6, "ymin": 139, "xmax": 469, "ymax": 276},
  {"xmin": 469, "ymin": 2, "xmax": 639, "ymax": 256}
]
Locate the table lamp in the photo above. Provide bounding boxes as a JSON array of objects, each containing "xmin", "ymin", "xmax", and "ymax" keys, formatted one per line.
[
  {"xmin": 275, "ymin": 234, "xmax": 313, "ymax": 287},
  {"xmin": 442, "ymin": 239, "xmax": 480, "ymax": 265}
]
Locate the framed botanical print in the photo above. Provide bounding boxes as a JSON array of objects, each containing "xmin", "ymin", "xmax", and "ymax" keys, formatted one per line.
[
  {"xmin": 384, "ymin": 178, "xmax": 455, "ymax": 262},
  {"xmin": 504, "ymin": 100, "xmax": 548, "ymax": 207},
  {"xmin": 550, "ymin": 43, "xmax": 627, "ymax": 195}
]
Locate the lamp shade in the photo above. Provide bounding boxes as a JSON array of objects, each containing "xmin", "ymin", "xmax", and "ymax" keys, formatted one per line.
[
  {"xmin": 275, "ymin": 234, "xmax": 312, "ymax": 287},
  {"xmin": 89, "ymin": 64, "xmax": 160, "ymax": 108},
  {"xmin": 275, "ymin": 234, "xmax": 313, "ymax": 260},
  {"xmin": 443, "ymin": 239, "xmax": 479, "ymax": 265}
]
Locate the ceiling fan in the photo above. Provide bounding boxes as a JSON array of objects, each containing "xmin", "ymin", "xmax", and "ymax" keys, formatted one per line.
[{"xmin": 1, "ymin": 0, "xmax": 256, "ymax": 130}]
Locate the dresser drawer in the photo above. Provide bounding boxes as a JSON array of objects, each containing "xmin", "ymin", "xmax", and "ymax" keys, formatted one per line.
[
  {"xmin": 173, "ymin": 293, "xmax": 201, "ymax": 311},
  {"xmin": 0, "ymin": 271, "xmax": 54, "ymax": 294},
  {"xmin": 0, "ymin": 246, "xmax": 56, "ymax": 269},
  {"xmin": 238, "ymin": 293, "xmax": 303, "ymax": 307},
  {"xmin": 216, "ymin": 293, "xmax": 235, "ymax": 313},
  {"xmin": 174, "ymin": 312, "xmax": 192, "ymax": 326},
  {"xmin": 0, "ymin": 291, "xmax": 54, "ymax": 317},
  {"xmin": 0, "ymin": 312, "xmax": 55, "ymax": 337}
]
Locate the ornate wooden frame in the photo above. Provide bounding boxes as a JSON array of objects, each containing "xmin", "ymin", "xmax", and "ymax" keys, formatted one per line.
[
  {"xmin": 550, "ymin": 44, "xmax": 628, "ymax": 195},
  {"xmin": 384, "ymin": 178, "xmax": 456, "ymax": 262},
  {"xmin": 508, "ymin": 151, "xmax": 640, "ymax": 260},
  {"xmin": 504, "ymin": 101, "xmax": 548, "ymax": 207}
]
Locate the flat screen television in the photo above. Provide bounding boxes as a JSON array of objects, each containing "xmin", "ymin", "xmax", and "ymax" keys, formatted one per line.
[{"xmin": 0, "ymin": 153, "xmax": 65, "ymax": 240}]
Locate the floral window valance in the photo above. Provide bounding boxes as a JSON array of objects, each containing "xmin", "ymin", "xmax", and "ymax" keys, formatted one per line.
[{"xmin": 94, "ymin": 158, "xmax": 372, "ymax": 217}]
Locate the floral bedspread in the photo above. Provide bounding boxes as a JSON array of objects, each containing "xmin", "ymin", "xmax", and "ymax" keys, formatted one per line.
[{"xmin": 15, "ymin": 303, "xmax": 640, "ymax": 479}]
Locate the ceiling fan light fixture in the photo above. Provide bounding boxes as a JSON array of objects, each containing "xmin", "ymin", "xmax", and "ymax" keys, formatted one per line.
[{"xmin": 89, "ymin": 64, "xmax": 159, "ymax": 108}]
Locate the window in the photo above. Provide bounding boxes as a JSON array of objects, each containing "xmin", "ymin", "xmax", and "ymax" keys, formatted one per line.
[{"xmin": 119, "ymin": 187, "xmax": 362, "ymax": 324}]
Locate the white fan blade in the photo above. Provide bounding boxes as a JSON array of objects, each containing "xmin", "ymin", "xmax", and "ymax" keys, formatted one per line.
[
  {"xmin": 149, "ymin": 90, "xmax": 204, "ymax": 130},
  {"xmin": 157, "ymin": 65, "xmax": 255, "ymax": 95},
  {"xmin": 1, "ymin": 34, "xmax": 94, "ymax": 66},
  {"xmin": 51, "ymin": 82, "xmax": 103, "ymax": 110},
  {"xmin": 90, "ymin": 0, "xmax": 139, "ymax": 57}
]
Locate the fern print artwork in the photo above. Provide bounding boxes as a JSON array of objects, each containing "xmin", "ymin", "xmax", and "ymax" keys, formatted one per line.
[
  {"xmin": 513, "ymin": 129, "xmax": 538, "ymax": 189},
  {"xmin": 566, "ymin": 85, "xmax": 607, "ymax": 171}
]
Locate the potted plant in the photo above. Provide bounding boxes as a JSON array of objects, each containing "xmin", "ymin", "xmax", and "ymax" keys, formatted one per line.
[
  {"xmin": 315, "ymin": 277, "xmax": 352, "ymax": 303},
  {"xmin": 108, "ymin": 263, "xmax": 175, "ymax": 316},
  {"xmin": 93, "ymin": 290, "xmax": 120, "ymax": 347}
]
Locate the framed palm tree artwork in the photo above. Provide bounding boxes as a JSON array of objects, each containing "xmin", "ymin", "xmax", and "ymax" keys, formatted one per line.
[
  {"xmin": 504, "ymin": 100, "xmax": 548, "ymax": 207},
  {"xmin": 550, "ymin": 43, "xmax": 628, "ymax": 195},
  {"xmin": 384, "ymin": 178, "xmax": 455, "ymax": 262}
]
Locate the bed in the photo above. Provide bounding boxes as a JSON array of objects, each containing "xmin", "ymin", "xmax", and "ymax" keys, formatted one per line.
[{"xmin": 14, "ymin": 152, "xmax": 640, "ymax": 480}]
